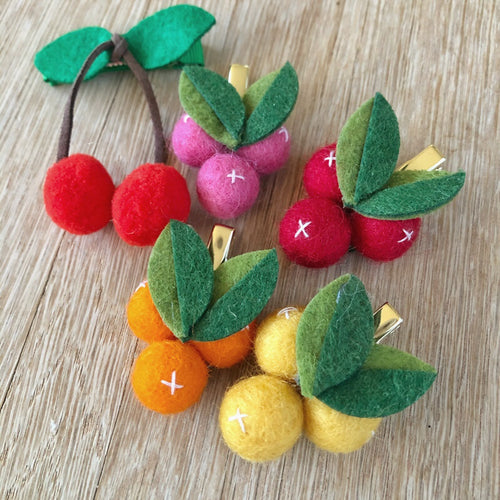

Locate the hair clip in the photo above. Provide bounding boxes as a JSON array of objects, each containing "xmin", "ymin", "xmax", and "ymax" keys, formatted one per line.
[
  {"xmin": 127, "ymin": 221, "xmax": 279, "ymax": 414},
  {"xmin": 34, "ymin": 6, "xmax": 215, "ymax": 85},
  {"xmin": 171, "ymin": 62, "xmax": 299, "ymax": 218},
  {"xmin": 219, "ymin": 274, "xmax": 437, "ymax": 462},
  {"xmin": 279, "ymin": 93, "xmax": 466, "ymax": 267},
  {"xmin": 43, "ymin": 34, "xmax": 190, "ymax": 245}
]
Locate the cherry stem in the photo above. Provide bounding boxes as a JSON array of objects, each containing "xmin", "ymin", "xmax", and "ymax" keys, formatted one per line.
[{"xmin": 57, "ymin": 34, "xmax": 166, "ymax": 164}]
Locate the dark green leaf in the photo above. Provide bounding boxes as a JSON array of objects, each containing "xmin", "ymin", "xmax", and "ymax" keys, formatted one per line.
[
  {"xmin": 353, "ymin": 170, "xmax": 466, "ymax": 219},
  {"xmin": 147, "ymin": 221, "xmax": 213, "ymax": 340},
  {"xmin": 296, "ymin": 275, "xmax": 351, "ymax": 398},
  {"xmin": 240, "ymin": 62, "xmax": 298, "ymax": 146},
  {"xmin": 124, "ymin": 5, "xmax": 215, "ymax": 69},
  {"xmin": 317, "ymin": 344, "xmax": 437, "ymax": 417},
  {"xmin": 35, "ymin": 27, "xmax": 111, "ymax": 85},
  {"xmin": 179, "ymin": 66, "xmax": 245, "ymax": 148},
  {"xmin": 192, "ymin": 250, "xmax": 279, "ymax": 341},
  {"xmin": 312, "ymin": 276, "xmax": 374, "ymax": 396}
]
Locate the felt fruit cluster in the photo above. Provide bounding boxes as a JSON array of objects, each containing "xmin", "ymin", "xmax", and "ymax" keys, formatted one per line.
[
  {"xmin": 219, "ymin": 274, "xmax": 437, "ymax": 462},
  {"xmin": 171, "ymin": 63, "xmax": 299, "ymax": 218},
  {"xmin": 279, "ymin": 93, "xmax": 466, "ymax": 267},
  {"xmin": 38, "ymin": 6, "xmax": 217, "ymax": 245},
  {"xmin": 129, "ymin": 221, "xmax": 279, "ymax": 414}
]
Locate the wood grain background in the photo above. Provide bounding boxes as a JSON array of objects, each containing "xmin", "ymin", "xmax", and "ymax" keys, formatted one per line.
[{"xmin": 0, "ymin": 0, "xmax": 498, "ymax": 498}]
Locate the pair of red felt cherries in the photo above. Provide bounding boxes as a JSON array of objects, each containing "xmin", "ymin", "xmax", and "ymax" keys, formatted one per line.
[{"xmin": 43, "ymin": 35, "xmax": 190, "ymax": 247}]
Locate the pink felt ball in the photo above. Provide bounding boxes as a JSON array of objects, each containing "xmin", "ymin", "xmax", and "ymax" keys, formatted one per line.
[
  {"xmin": 43, "ymin": 153, "xmax": 115, "ymax": 235},
  {"xmin": 171, "ymin": 114, "xmax": 224, "ymax": 167},
  {"xmin": 236, "ymin": 127, "xmax": 291, "ymax": 175},
  {"xmin": 196, "ymin": 154, "xmax": 260, "ymax": 219},
  {"xmin": 350, "ymin": 213, "xmax": 421, "ymax": 261},
  {"xmin": 279, "ymin": 197, "xmax": 352, "ymax": 268},
  {"xmin": 303, "ymin": 143, "xmax": 342, "ymax": 203}
]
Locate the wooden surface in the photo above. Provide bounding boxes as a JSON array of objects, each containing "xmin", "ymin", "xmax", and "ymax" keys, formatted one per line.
[{"xmin": 0, "ymin": 0, "xmax": 498, "ymax": 498}]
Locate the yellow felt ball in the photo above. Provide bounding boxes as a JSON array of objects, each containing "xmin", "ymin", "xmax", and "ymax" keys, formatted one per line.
[
  {"xmin": 304, "ymin": 397, "xmax": 382, "ymax": 453},
  {"xmin": 254, "ymin": 306, "xmax": 304, "ymax": 380},
  {"xmin": 219, "ymin": 374, "xmax": 304, "ymax": 462}
]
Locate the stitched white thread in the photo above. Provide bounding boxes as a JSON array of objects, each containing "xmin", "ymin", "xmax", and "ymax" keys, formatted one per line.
[
  {"xmin": 134, "ymin": 280, "xmax": 147, "ymax": 292},
  {"xmin": 397, "ymin": 229, "xmax": 414, "ymax": 243},
  {"xmin": 295, "ymin": 220, "xmax": 312, "ymax": 238},
  {"xmin": 227, "ymin": 170, "xmax": 245, "ymax": 184},
  {"xmin": 277, "ymin": 306, "xmax": 298, "ymax": 319},
  {"xmin": 278, "ymin": 126, "xmax": 289, "ymax": 142},
  {"xmin": 228, "ymin": 408, "xmax": 248, "ymax": 433},
  {"xmin": 161, "ymin": 371, "xmax": 183, "ymax": 395},
  {"xmin": 183, "ymin": 114, "xmax": 190, "ymax": 123},
  {"xmin": 324, "ymin": 150, "xmax": 336, "ymax": 167}
]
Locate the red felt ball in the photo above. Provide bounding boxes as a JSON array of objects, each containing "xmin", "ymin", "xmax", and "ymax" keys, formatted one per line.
[
  {"xmin": 279, "ymin": 198, "xmax": 351, "ymax": 268},
  {"xmin": 302, "ymin": 143, "xmax": 342, "ymax": 203},
  {"xmin": 112, "ymin": 163, "xmax": 190, "ymax": 246},
  {"xmin": 350, "ymin": 212, "xmax": 421, "ymax": 261},
  {"xmin": 43, "ymin": 153, "xmax": 115, "ymax": 235}
]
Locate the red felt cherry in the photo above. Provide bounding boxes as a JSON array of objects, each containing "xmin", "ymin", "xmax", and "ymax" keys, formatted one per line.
[
  {"xmin": 302, "ymin": 143, "xmax": 342, "ymax": 203},
  {"xmin": 350, "ymin": 212, "xmax": 421, "ymax": 261},
  {"xmin": 279, "ymin": 197, "xmax": 351, "ymax": 268},
  {"xmin": 112, "ymin": 163, "xmax": 190, "ymax": 246},
  {"xmin": 43, "ymin": 153, "xmax": 115, "ymax": 235}
]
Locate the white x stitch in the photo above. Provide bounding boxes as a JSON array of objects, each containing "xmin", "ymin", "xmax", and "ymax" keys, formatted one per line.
[
  {"xmin": 228, "ymin": 408, "xmax": 248, "ymax": 433},
  {"xmin": 227, "ymin": 170, "xmax": 245, "ymax": 184},
  {"xmin": 277, "ymin": 306, "xmax": 298, "ymax": 319},
  {"xmin": 278, "ymin": 127, "xmax": 289, "ymax": 142},
  {"xmin": 295, "ymin": 220, "xmax": 311, "ymax": 238},
  {"xmin": 397, "ymin": 229, "xmax": 414, "ymax": 243},
  {"xmin": 324, "ymin": 150, "xmax": 336, "ymax": 167},
  {"xmin": 161, "ymin": 371, "xmax": 183, "ymax": 395}
]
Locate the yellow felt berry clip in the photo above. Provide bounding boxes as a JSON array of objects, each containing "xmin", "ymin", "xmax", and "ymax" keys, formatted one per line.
[
  {"xmin": 219, "ymin": 274, "xmax": 437, "ymax": 462},
  {"xmin": 128, "ymin": 221, "xmax": 279, "ymax": 414}
]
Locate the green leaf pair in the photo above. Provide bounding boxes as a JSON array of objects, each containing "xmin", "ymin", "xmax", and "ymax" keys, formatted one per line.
[
  {"xmin": 296, "ymin": 275, "xmax": 437, "ymax": 418},
  {"xmin": 147, "ymin": 221, "xmax": 279, "ymax": 343},
  {"xmin": 35, "ymin": 5, "xmax": 216, "ymax": 85},
  {"xmin": 179, "ymin": 63, "xmax": 299, "ymax": 149},
  {"xmin": 336, "ymin": 93, "xmax": 465, "ymax": 219}
]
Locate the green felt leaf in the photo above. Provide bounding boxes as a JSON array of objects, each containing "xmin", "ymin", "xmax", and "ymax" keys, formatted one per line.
[
  {"xmin": 317, "ymin": 344, "xmax": 437, "ymax": 417},
  {"xmin": 312, "ymin": 276, "xmax": 374, "ymax": 396},
  {"xmin": 296, "ymin": 275, "xmax": 351, "ymax": 398},
  {"xmin": 336, "ymin": 97, "xmax": 374, "ymax": 205},
  {"xmin": 124, "ymin": 5, "xmax": 215, "ymax": 70},
  {"xmin": 179, "ymin": 66, "xmax": 245, "ymax": 148},
  {"xmin": 192, "ymin": 250, "xmax": 279, "ymax": 341},
  {"xmin": 241, "ymin": 62, "xmax": 299, "ymax": 146},
  {"xmin": 353, "ymin": 170, "xmax": 466, "ymax": 219},
  {"xmin": 147, "ymin": 222, "xmax": 213, "ymax": 341},
  {"xmin": 242, "ymin": 70, "xmax": 279, "ymax": 116},
  {"xmin": 354, "ymin": 93, "xmax": 400, "ymax": 203},
  {"xmin": 35, "ymin": 27, "xmax": 111, "ymax": 85}
]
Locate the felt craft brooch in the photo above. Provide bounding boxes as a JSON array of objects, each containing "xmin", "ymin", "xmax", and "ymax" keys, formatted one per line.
[
  {"xmin": 218, "ymin": 274, "xmax": 437, "ymax": 462},
  {"xmin": 127, "ymin": 221, "xmax": 279, "ymax": 414},
  {"xmin": 279, "ymin": 93, "xmax": 466, "ymax": 267},
  {"xmin": 37, "ymin": 6, "xmax": 216, "ymax": 245},
  {"xmin": 171, "ymin": 63, "xmax": 299, "ymax": 218}
]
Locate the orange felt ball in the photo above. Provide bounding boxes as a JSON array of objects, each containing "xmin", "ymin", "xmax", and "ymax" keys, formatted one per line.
[
  {"xmin": 131, "ymin": 340, "xmax": 208, "ymax": 414},
  {"xmin": 191, "ymin": 321, "xmax": 257, "ymax": 368},
  {"xmin": 127, "ymin": 281, "xmax": 175, "ymax": 343}
]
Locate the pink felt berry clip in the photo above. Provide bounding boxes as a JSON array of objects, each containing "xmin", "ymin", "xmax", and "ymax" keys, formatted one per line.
[
  {"xmin": 279, "ymin": 93, "xmax": 466, "ymax": 267},
  {"xmin": 171, "ymin": 63, "xmax": 299, "ymax": 219},
  {"xmin": 37, "ymin": 7, "xmax": 216, "ymax": 245}
]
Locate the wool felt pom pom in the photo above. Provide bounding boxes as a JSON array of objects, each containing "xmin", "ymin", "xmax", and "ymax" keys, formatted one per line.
[
  {"xmin": 279, "ymin": 197, "xmax": 351, "ymax": 267},
  {"xmin": 304, "ymin": 397, "xmax": 381, "ymax": 453},
  {"xmin": 43, "ymin": 153, "xmax": 115, "ymax": 234},
  {"xmin": 127, "ymin": 281, "xmax": 175, "ymax": 343},
  {"xmin": 219, "ymin": 374, "xmax": 304, "ymax": 462},
  {"xmin": 191, "ymin": 321, "xmax": 257, "ymax": 368},
  {"xmin": 171, "ymin": 114, "xmax": 225, "ymax": 167},
  {"xmin": 236, "ymin": 127, "xmax": 291, "ymax": 175},
  {"xmin": 254, "ymin": 307, "xmax": 304, "ymax": 380},
  {"xmin": 302, "ymin": 143, "xmax": 342, "ymax": 203},
  {"xmin": 112, "ymin": 163, "xmax": 190, "ymax": 246},
  {"xmin": 196, "ymin": 154, "xmax": 260, "ymax": 219},
  {"xmin": 131, "ymin": 340, "xmax": 208, "ymax": 414},
  {"xmin": 350, "ymin": 213, "xmax": 421, "ymax": 261}
]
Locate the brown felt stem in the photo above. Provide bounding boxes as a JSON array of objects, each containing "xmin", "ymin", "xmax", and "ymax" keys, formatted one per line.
[{"xmin": 57, "ymin": 34, "xmax": 166, "ymax": 164}]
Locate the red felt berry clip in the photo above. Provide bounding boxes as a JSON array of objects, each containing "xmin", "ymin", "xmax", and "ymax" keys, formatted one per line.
[
  {"xmin": 280, "ymin": 93, "xmax": 466, "ymax": 267},
  {"xmin": 171, "ymin": 63, "xmax": 299, "ymax": 219}
]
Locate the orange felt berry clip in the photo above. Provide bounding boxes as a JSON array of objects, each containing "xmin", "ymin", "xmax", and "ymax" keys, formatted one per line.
[
  {"xmin": 128, "ymin": 221, "xmax": 279, "ymax": 414},
  {"xmin": 37, "ymin": 6, "xmax": 216, "ymax": 245},
  {"xmin": 219, "ymin": 274, "xmax": 437, "ymax": 462}
]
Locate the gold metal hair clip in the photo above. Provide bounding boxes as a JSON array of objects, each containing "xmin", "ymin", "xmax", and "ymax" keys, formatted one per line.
[
  {"xmin": 373, "ymin": 302, "xmax": 403, "ymax": 343},
  {"xmin": 397, "ymin": 145, "xmax": 446, "ymax": 172},
  {"xmin": 208, "ymin": 224, "xmax": 235, "ymax": 270},
  {"xmin": 228, "ymin": 63, "xmax": 249, "ymax": 97}
]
